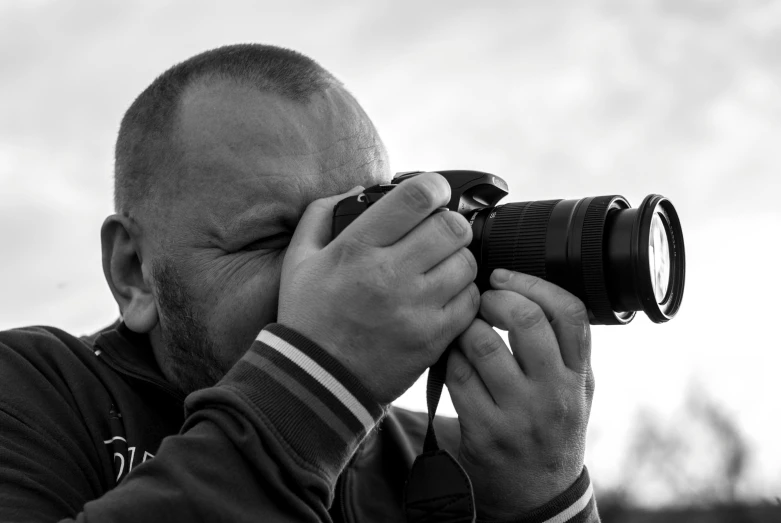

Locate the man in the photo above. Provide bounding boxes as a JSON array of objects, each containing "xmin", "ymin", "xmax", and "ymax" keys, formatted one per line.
[{"xmin": 0, "ymin": 44, "xmax": 598, "ymax": 522}]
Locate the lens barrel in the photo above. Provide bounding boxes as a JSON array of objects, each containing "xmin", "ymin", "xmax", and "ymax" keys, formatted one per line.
[{"xmin": 468, "ymin": 195, "xmax": 685, "ymax": 325}]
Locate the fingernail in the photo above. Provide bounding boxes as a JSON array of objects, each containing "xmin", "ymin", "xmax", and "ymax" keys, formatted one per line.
[
  {"xmin": 492, "ymin": 268, "xmax": 512, "ymax": 283},
  {"xmin": 350, "ymin": 185, "xmax": 365, "ymax": 193}
]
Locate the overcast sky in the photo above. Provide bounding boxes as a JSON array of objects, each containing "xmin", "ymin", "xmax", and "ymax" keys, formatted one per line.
[{"xmin": 2, "ymin": 0, "xmax": 780, "ymax": 505}]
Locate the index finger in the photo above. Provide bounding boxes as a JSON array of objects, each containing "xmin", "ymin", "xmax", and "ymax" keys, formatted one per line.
[
  {"xmin": 340, "ymin": 172, "xmax": 451, "ymax": 248},
  {"xmin": 489, "ymin": 269, "xmax": 592, "ymax": 374}
]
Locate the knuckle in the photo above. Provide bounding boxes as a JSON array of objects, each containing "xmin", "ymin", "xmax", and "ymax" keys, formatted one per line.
[
  {"xmin": 470, "ymin": 332, "xmax": 504, "ymax": 361},
  {"xmin": 510, "ymin": 302, "xmax": 547, "ymax": 329},
  {"xmin": 441, "ymin": 320, "xmax": 461, "ymax": 350},
  {"xmin": 525, "ymin": 275, "xmax": 542, "ymax": 292},
  {"xmin": 353, "ymin": 254, "xmax": 398, "ymax": 296},
  {"xmin": 575, "ymin": 323, "xmax": 592, "ymax": 363},
  {"xmin": 468, "ymin": 283, "xmax": 481, "ymax": 312},
  {"xmin": 585, "ymin": 369, "xmax": 596, "ymax": 397},
  {"xmin": 426, "ymin": 172, "xmax": 451, "ymax": 202},
  {"xmin": 562, "ymin": 298, "xmax": 589, "ymax": 324},
  {"xmin": 331, "ymin": 237, "xmax": 365, "ymax": 262},
  {"xmin": 438, "ymin": 211, "xmax": 469, "ymax": 241},
  {"xmin": 450, "ymin": 360, "xmax": 474, "ymax": 385},
  {"xmin": 458, "ymin": 248, "xmax": 478, "ymax": 280},
  {"xmin": 336, "ymin": 225, "xmax": 379, "ymax": 257},
  {"xmin": 427, "ymin": 317, "xmax": 453, "ymax": 353},
  {"xmin": 374, "ymin": 257, "xmax": 402, "ymax": 291},
  {"xmin": 467, "ymin": 251, "xmax": 479, "ymax": 277},
  {"xmin": 477, "ymin": 417, "xmax": 512, "ymax": 449},
  {"xmin": 548, "ymin": 391, "xmax": 572, "ymax": 423},
  {"xmin": 401, "ymin": 179, "xmax": 437, "ymax": 212},
  {"xmin": 305, "ymin": 198, "xmax": 329, "ymax": 215}
]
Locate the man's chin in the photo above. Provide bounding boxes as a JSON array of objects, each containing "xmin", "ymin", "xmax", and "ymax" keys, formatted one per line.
[{"xmin": 162, "ymin": 345, "xmax": 225, "ymax": 396}]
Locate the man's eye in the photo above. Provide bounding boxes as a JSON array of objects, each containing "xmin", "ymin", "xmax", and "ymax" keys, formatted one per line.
[{"xmin": 240, "ymin": 233, "xmax": 291, "ymax": 251}]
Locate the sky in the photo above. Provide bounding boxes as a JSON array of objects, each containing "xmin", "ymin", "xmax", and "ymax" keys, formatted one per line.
[{"xmin": 2, "ymin": 0, "xmax": 780, "ymax": 506}]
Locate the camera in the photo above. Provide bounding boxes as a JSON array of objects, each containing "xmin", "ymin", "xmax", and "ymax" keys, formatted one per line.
[{"xmin": 332, "ymin": 170, "xmax": 685, "ymax": 325}]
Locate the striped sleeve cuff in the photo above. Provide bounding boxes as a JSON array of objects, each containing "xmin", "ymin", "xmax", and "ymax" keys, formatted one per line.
[
  {"xmin": 479, "ymin": 467, "xmax": 598, "ymax": 523},
  {"xmin": 218, "ymin": 323, "xmax": 386, "ymax": 483}
]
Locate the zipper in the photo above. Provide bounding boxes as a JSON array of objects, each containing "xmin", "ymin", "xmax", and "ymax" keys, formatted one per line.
[{"xmin": 97, "ymin": 351, "xmax": 186, "ymax": 402}]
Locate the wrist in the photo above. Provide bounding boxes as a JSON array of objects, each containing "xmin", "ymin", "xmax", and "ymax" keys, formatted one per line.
[
  {"xmin": 205, "ymin": 323, "xmax": 387, "ymax": 484},
  {"xmin": 276, "ymin": 319, "xmax": 398, "ymax": 405},
  {"xmin": 476, "ymin": 467, "xmax": 595, "ymax": 523}
]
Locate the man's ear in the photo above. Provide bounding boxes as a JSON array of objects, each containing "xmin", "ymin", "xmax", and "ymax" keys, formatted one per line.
[{"xmin": 101, "ymin": 214, "xmax": 159, "ymax": 333}]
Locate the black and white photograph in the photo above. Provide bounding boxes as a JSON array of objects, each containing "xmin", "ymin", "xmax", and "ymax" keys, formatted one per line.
[{"xmin": 1, "ymin": 1, "xmax": 779, "ymax": 521}]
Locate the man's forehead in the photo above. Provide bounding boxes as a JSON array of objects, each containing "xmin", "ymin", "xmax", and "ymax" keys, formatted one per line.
[
  {"xmin": 199, "ymin": 171, "xmax": 340, "ymax": 233},
  {"xmin": 169, "ymin": 79, "xmax": 384, "ymax": 234},
  {"xmin": 177, "ymin": 79, "xmax": 372, "ymax": 167}
]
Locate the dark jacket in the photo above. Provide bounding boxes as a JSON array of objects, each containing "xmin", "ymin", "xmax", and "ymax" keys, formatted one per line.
[{"xmin": 0, "ymin": 321, "xmax": 597, "ymax": 522}]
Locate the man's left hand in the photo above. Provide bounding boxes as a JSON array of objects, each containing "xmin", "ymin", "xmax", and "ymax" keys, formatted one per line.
[{"xmin": 446, "ymin": 268, "xmax": 595, "ymax": 520}]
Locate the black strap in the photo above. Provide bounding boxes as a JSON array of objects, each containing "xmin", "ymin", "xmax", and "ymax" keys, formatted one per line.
[
  {"xmin": 423, "ymin": 347, "xmax": 449, "ymax": 453},
  {"xmin": 421, "ymin": 206, "xmax": 458, "ymax": 451},
  {"xmin": 404, "ymin": 343, "xmax": 476, "ymax": 523}
]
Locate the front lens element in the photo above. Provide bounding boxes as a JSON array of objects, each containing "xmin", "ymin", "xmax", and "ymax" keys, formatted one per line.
[{"xmin": 649, "ymin": 212, "xmax": 670, "ymax": 303}]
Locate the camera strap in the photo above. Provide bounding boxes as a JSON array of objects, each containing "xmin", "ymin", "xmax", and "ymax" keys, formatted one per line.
[
  {"xmin": 422, "ymin": 350, "xmax": 448, "ymax": 454},
  {"xmin": 403, "ymin": 346, "xmax": 476, "ymax": 522}
]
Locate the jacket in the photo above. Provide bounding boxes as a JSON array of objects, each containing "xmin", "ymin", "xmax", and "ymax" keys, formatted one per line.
[{"xmin": 0, "ymin": 321, "xmax": 598, "ymax": 522}]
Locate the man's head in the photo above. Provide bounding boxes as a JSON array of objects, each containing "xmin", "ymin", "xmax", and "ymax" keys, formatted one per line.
[{"xmin": 102, "ymin": 44, "xmax": 390, "ymax": 395}]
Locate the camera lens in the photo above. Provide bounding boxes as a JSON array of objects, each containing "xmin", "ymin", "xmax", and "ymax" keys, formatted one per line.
[
  {"xmin": 649, "ymin": 212, "xmax": 670, "ymax": 303},
  {"xmin": 468, "ymin": 194, "xmax": 685, "ymax": 325}
]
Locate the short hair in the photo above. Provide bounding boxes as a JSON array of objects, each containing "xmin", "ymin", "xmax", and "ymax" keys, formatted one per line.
[{"xmin": 113, "ymin": 43, "xmax": 340, "ymax": 214}]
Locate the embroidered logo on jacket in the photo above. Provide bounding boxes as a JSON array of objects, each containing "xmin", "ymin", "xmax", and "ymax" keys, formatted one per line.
[{"xmin": 103, "ymin": 435, "xmax": 155, "ymax": 483}]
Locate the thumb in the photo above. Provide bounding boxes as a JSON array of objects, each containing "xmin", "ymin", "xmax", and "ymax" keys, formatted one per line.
[{"xmin": 285, "ymin": 185, "xmax": 365, "ymax": 269}]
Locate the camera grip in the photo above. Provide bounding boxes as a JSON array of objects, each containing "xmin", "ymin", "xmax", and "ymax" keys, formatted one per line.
[
  {"xmin": 331, "ymin": 195, "xmax": 370, "ymax": 240},
  {"xmin": 331, "ymin": 212, "xmax": 360, "ymax": 239}
]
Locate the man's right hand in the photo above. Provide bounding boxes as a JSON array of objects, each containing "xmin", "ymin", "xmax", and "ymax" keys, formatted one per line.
[{"xmin": 277, "ymin": 172, "xmax": 480, "ymax": 405}]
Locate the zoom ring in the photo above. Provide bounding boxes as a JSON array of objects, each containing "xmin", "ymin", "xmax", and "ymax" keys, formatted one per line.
[
  {"xmin": 581, "ymin": 197, "xmax": 618, "ymax": 324},
  {"xmin": 484, "ymin": 200, "xmax": 558, "ymax": 280}
]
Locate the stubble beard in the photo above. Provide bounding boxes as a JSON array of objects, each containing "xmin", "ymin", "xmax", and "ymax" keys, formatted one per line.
[{"xmin": 151, "ymin": 258, "xmax": 226, "ymax": 396}]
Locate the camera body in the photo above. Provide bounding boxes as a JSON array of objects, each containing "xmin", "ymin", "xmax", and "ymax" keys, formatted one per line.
[
  {"xmin": 332, "ymin": 170, "xmax": 514, "ymax": 296},
  {"xmin": 332, "ymin": 170, "xmax": 508, "ymax": 237}
]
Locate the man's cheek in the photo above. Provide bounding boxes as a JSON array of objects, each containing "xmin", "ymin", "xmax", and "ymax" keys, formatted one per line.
[
  {"xmin": 198, "ymin": 250, "xmax": 283, "ymax": 305},
  {"xmin": 203, "ymin": 255, "xmax": 284, "ymax": 358}
]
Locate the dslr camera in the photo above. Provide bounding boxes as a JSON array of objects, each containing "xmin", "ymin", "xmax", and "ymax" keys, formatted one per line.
[{"xmin": 332, "ymin": 170, "xmax": 685, "ymax": 325}]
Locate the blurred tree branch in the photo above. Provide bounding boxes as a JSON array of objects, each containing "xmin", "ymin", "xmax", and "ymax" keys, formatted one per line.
[{"xmin": 597, "ymin": 382, "xmax": 751, "ymax": 510}]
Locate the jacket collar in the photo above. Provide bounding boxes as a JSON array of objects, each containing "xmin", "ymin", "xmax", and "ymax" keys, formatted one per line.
[{"xmin": 92, "ymin": 321, "xmax": 186, "ymax": 402}]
